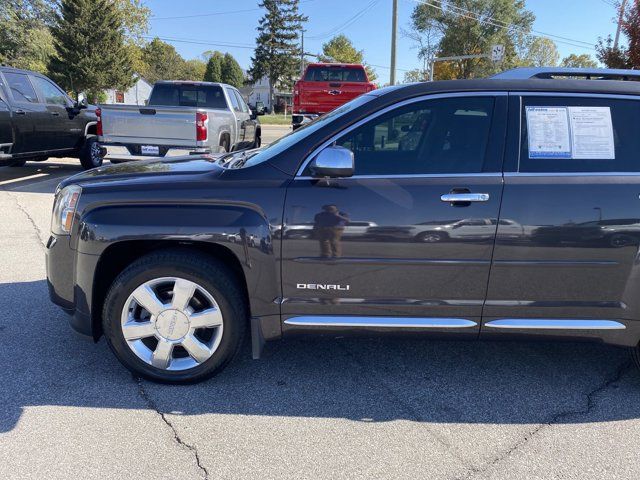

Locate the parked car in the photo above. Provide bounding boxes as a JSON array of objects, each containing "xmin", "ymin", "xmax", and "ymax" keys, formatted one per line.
[
  {"xmin": 0, "ymin": 66, "xmax": 99, "ymax": 169},
  {"xmin": 47, "ymin": 67, "xmax": 640, "ymax": 383},
  {"xmin": 292, "ymin": 63, "xmax": 376, "ymax": 129},
  {"xmin": 98, "ymin": 81, "xmax": 262, "ymax": 163}
]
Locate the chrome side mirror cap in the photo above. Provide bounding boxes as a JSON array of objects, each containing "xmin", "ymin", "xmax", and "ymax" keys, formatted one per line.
[{"xmin": 309, "ymin": 146, "xmax": 354, "ymax": 178}]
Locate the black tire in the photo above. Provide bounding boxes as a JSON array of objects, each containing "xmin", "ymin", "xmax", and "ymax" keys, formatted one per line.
[
  {"xmin": 253, "ymin": 131, "xmax": 261, "ymax": 149},
  {"xmin": 9, "ymin": 159, "xmax": 27, "ymax": 167},
  {"xmin": 102, "ymin": 249, "xmax": 247, "ymax": 384},
  {"xmin": 79, "ymin": 136, "xmax": 103, "ymax": 170},
  {"xmin": 220, "ymin": 135, "xmax": 230, "ymax": 153}
]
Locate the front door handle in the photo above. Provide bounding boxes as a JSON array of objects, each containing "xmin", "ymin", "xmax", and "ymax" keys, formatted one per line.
[
  {"xmin": 441, "ymin": 193, "xmax": 490, "ymax": 203},
  {"xmin": 14, "ymin": 109, "xmax": 26, "ymax": 115},
  {"xmin": 51, "ymin": 111, "xmax": 60, "ymax": 116}
]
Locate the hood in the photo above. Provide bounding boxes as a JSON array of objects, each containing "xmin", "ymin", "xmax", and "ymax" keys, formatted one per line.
[{"xmin": 59, "ymin": 154, "xmax": 225, "ymax": 190}]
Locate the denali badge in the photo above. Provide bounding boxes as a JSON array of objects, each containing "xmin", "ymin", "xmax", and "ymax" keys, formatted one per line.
[{"xmin": 297, "ymin": 283, "xmax": 350, "ymax": 291}]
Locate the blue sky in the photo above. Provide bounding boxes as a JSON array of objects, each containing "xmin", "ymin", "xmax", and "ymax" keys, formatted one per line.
[{"xmin": 145, "ymin": 0, "xmax": 622, "ymax": 84}]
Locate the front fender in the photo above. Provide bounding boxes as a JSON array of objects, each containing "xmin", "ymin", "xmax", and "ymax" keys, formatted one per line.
[{"xmin": 77, "ymin": 203, "xmax": 279, "ymax": 319}]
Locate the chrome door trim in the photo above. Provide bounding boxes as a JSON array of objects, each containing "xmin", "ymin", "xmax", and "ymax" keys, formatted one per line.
[
  {"xmin": 504, "ymin": 171, "xmax": 640, "ymax": 177},
  {"xmin": 510, "ymin": 91, "xmax": 640, "ymax": 101},
  {"xmin": 441, "ymin": 193, "xmax": 490, "ymax": 203},
  {"xmin": 284, "ymin": 316, "xmax": 478, "ymax": 328},
  {"xmin": 295, "ymin": 91, "xmax": 508, "ymax": 178},
  {"xmin": 484, "ymin": 319, "xmax": 626, "ymax": 330}
]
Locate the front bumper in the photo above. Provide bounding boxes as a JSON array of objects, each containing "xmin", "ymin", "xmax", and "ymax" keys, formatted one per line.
[
  {"xmin": 101, "ymin": 144, "xmax": 216, "ymax": 162},
  {"xmin": 46, "ymin": 233, "xmax": 97, "ymax": 339}
]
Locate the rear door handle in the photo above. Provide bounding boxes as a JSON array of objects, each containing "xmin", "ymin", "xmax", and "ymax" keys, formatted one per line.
[
  {"xmin": 14, "ymin": 109, "xmax": 26, "ymax": 115},
  {"xmin": 441, "ymin": 193, "xmax": 490, "ymax": 203}
]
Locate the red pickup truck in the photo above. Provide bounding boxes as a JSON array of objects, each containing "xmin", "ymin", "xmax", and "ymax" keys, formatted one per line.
[{"xmin": 292, "ymin": 63, "xmax": 376, "ymax": 129}]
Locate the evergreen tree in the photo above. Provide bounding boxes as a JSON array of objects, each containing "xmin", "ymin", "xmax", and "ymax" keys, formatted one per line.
[
  {"xmin": 221, "ymin": 53, "xmax": 244, "ymax": 88},
  {"xmin": 49, "ymin": 0, "xmax": 134, "ymax": 99},
  {"xmin": 249, "ymin": 0, "xmax": 307, "ymax": 109},
  {"xmin": 204, "ymin": 51, "xmax": 224, "ymax": 82}
]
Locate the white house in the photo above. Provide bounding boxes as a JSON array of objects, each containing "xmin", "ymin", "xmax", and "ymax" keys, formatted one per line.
[
  {"xmin": 245, "ymin": 76, "xmax": 292, "ymax": 113},
  {"xmin": 103, "ymin": 76, "xmax": 152, "ymax": 105}
]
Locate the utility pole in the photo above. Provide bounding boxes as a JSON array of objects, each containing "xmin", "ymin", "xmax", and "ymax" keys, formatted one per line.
[
  {"xmin": 614, "ymin": 0, "xmax": 628, "ymax": 50},
  {"xmin": 300, "ymin": 29, "xmax": 305, "ymax": 77},
  {"xmin": 390, "ymin": 0, "xmax": 398, "ymax": 85}
]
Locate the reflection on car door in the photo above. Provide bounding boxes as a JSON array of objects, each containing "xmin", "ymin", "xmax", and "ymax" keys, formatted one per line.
[
  {"xmin": 484, "ymin": 94, "xmax": 640, "ymax": 335},
  {"xmin": 281, "ymin": 94, "xmax": 507, "ymax": 332}
]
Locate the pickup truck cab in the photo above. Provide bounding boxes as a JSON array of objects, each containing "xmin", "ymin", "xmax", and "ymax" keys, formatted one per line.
[
  {"xmin": 0, "ymin": 66, "xmax": 99, "ymax": 169},
  {"xmin": 292, "ymin": 63, "xmax": 376, "ymax": 129},
  {"xmin": 47, "ymin": 68, "xmax": 640, "ymax": 383},
  {"xmin": 98, "ymin": 81, "xmax": 262, "ymax": 163}
]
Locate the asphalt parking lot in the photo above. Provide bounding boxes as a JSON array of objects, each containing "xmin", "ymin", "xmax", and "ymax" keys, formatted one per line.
[{"xmin": 2, "ymin": 124, "xmax": 640, "ymax": 479}]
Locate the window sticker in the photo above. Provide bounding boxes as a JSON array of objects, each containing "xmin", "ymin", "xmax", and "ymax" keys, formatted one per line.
[
  {"xmin": 526, "ymin": 107, "xmax": 572, "ymax": 159},
  {"xmin": 568, "ymin": 107, "xmax": 615, "ymax": 159}
]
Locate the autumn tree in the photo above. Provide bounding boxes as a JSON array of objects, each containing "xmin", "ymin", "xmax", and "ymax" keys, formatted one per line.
[
  {"xmin": 560, "ymin": 54, "xmax": 598, "ymax": 68},
  {"xmin": 318, "ymin": 34, "xmax": 377, "ymax": 81},
  {"xmin": 409, "ymin": 0, "xmax": 535, "ymax": 79},
  {"xmin": 249, "ymin": 0, "xmax": 307, "ymax": 108}
]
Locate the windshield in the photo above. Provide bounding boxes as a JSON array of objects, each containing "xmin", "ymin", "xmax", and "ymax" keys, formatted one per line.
[{"xmin": 223, "ymin": 94, "xmax": 375, "ymax": 170}]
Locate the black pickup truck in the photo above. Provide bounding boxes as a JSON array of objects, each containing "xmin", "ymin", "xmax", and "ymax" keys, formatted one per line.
[
  {"xmin": 47, "ymin": 67, "xmax": 640, "ymax": 383},
  {"xmin": 0, "ymin": 66, "xmax": 100, "ymax": 169}
]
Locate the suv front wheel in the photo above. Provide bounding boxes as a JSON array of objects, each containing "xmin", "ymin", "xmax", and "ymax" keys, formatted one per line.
[{"xmin": 102, "ymin": 250, "xmax": 246, "ymax": 383}]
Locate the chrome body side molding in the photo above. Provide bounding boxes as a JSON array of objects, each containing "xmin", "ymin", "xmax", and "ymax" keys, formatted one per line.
[
  {"xmin": 484, "ymin": 319, "xmax": 626, "ymax": 330},
  {"xmin": 284, "ymin": 316, "xmax": 478, "ymax": 328}
]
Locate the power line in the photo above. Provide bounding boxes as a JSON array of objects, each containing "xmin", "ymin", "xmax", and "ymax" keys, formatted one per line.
[
  {"xmin": 306, "ymin": 0, "xmax": 381, "ymax": 40},
  {"xmin": 151, "ymin": 0, "xmax": 315, "ymax": 21},
  {"xmin": 406, "ymin": 0, "xmax": 598, "ymax": 51},
  {"xmin": 142, "ymin": 36, "xmax": 255, "ymax": 50}
]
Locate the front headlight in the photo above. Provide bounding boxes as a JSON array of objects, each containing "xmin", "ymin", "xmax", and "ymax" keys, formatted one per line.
[{"xmin": 51, "ymin": 185, "xmax": 81, "ymax": 235}]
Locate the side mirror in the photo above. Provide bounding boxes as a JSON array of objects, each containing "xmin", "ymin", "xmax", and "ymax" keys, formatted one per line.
[
  {"xmin": 73, "ymin": 97, "xmax": 88, "ymax": 110},
  {"xmin": 309, "ymin": 146, "xmax": 354, "ymax": 178}
]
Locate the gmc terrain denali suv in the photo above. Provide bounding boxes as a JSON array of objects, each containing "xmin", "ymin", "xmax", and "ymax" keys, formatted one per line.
[{"xmin": 47, "ymin": 68, "xmax": 640, "ymax": 383}]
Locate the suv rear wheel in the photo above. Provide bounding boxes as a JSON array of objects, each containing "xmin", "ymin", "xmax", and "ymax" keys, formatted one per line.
[{"xmin": 102, "ymin": 250, "xmax": 246, "ymax": 383}]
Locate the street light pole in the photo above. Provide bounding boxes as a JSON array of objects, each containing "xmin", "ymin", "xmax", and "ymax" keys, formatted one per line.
[
  {"xmin": 390, "ymin": 0, "xmax": 398, "ymax": 85},
  {"xmin": 300, "ymin": 29, "xmax": 305, "ymax": 77}
]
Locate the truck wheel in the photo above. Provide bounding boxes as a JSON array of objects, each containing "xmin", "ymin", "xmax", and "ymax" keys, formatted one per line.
[
  {"xmin": 220, "ymin": 136, "xmax": 230, "ymax": 153},
  {"xmin": 79, "ymin": 136, "xmax": 103, "ymax": 170},
  {"xmin": 253, "ymin": 131, "xmax": 261, "ymax": 149},
  {"xmin": 102, "ymin": 250, "xmax": 247, "ymax": 384}
]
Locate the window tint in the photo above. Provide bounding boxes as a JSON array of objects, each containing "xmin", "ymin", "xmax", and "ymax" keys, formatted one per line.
[
  {"xmin": 234, "ymin": 91, "xmax": 249, "ymax": 113},
  {"xmin": 331, "ymin": 96, "xmax": 495, "ymax": 176},
  {"xmin": 31, "ymin": 76, "xmax": 68, "ymax": 106},
  {"xmin": 3, "ymin": 72, "xmax": 38, "ymax": 103},
  {"xmin": 226, "ymin": 88, "xmax": 241, "ymax": 112},
  {"xmin": 149, "ymin": 84, "xmax": 227, "ymax": 109},
  {"xmin": 520, "ymin": 96, "xmax": 640, "ymax": 172},
  {"xmin": 304, "ymin": 66, "xmax": 367, "ymax": 82}
]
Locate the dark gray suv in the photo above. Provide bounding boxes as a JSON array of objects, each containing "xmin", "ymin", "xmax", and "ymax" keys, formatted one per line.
[{"xmin": 47, "ymin": 67, "xmax": 640, "ymax": 383}]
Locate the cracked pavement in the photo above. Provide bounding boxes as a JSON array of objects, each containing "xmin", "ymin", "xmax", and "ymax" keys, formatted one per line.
[{"xmin": 2, "ymin": 151, "xmax": 640, "ymax": 480}]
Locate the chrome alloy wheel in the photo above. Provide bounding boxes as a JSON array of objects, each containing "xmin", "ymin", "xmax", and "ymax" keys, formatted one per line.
[{"xmin": 121, "ymin": 277, "xmax": 224, "ymax": 371}]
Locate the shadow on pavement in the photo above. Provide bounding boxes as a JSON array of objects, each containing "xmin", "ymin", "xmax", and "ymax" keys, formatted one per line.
[
  {"xmin": 0, "ymin": 160, "xmax": 82, "ymax": 193},
  {"xmin": 1, "ymin": 279, "xmax": 639, "ymax": 434}
]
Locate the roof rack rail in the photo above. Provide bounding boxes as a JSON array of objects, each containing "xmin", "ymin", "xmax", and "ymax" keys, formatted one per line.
[{"xmin": 492, "ymin": 67, "xmax": 640, "ymax": 81}]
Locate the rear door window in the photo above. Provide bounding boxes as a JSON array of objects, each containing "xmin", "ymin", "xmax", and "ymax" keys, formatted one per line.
[
  {"xmin": 520, "ymin": 96, "xmax": 640, "ymax": 172},
  {"xmin": 149, "ymin": 84, "xmax": 227, "ymax": 109},
  {"xmin": 304, "ymin": 66, "xmax": 367, "ymax": 82},
  {"xmin": 3, "ymin": 72, "xmax": 38, "ymax": 103}
]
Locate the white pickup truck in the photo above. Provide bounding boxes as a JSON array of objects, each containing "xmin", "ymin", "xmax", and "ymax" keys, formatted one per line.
[{"xmin": 98, "ymin": 81, "xmax": 262, "ymax": 163}]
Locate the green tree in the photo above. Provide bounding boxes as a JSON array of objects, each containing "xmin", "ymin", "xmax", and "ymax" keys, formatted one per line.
[
  {"xmin": 0, "ymin": 0, "xmax": 55, "ymax": 74},
  {"xmin": 49, "ymin": 0, "xmax": 134, "ymax": 100},
  {"xmin": 410, "ymin": 0, "xmax": 535, "ymax": 79},
  {"xmin": 140, "ymin": 38, "xmax": 186, "ymax": 83},
  {"xmin": 596, "ymin": 0, "xmax": 640, "ymax": 68},
  {"xmin": 181, "ymin": 59, "xmax": 207, "ymax": 81},
  {"xmin": 318, "ymin": 34, "xmax": 377, "ymax": 81},
  {"xmin": 522, "ymin": 37, "xmax": 559, "ymax": 67},
  {"xmin": 221, "ymin": 53, "xmax": 245, "ymax": 87},
  {"xmin": 249, "ymin": 0, "xmax": 307, "ymax": 108},
  {"xmin": 403, "ymin": 68, "xmax": 428, "ymax": 83},
  {"xmin": 560, "ymin": 53, "xmax": 598, "ymax": 68},
  {"xmin": 204, "ymin": 51, "xmax": 224, "ymax": 82}
]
